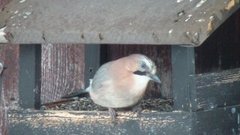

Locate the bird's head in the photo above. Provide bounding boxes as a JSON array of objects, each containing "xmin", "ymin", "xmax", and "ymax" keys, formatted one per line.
[{"xmin": 126, "ymin": 54, "xmax": 161, "ymax": 84}]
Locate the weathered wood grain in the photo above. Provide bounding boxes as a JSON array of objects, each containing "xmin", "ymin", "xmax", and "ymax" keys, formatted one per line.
[
  {"xmin": 0, "ymin": 0, "xmax": 13, "ymax": 133},
  {"xmin": 1, "ymin": 0, "xmax": 240, "ymax": 45},
  {"xmin": 0, "ymin": 95, "xmax": 8, "ymax": 135},
  {"xmin": 8, "ymin": 110, "xmax": 192, "ymax": 135},
  {"xmin": 8, "ymin": 105, "xmax": 240, "ymax": 135},
  {"xmin": 0, "ymin": 57, "xmax": 8, "ymax": 135},
  {"xmin": 103, "ymin": 45, "xmax": 172, "ymax": 99},
  {"xmin": 0, "ymin": 44, "xmax": 19, "ymax": 108},
  {"xmin": 195, "ymin": 68, "xmax": 240, "ymax": 111},
  {"xmin": 18, "ymin": 45, "xmax": 41, "ymax": 109},
  {"xmin": 171, "ymin": 46, "xmax": 196, "ymax": 111},
  {"xmin": 41, "ymin": 44, "xmax": 85, "ymax": 104},
  {"xmin": 193, "ymin": 105, "xmax": 240, "ymax": 135},
  {"xmin": 0, "ymin": 106, "xmax": 7, "ymax": 135}
]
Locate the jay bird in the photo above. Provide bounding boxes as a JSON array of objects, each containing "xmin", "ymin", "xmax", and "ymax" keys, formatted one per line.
[{"xmin": 63, "ymin": 54, "xmax": 161, "ymax": 120}]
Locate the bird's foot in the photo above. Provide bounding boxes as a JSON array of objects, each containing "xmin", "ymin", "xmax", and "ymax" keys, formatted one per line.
[
  {"xmin": 132, "ymin": 104, "xmax": 143, "ymax": 116},
  {"xmin": 108, "ymin": 108, "xmax": 117, "ymax": 121}
]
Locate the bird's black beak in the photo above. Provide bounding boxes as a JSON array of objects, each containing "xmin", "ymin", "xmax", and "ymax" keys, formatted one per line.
[
  {"xmin": 133, "ymin": 70, "xmax": 161, "ymax": 84},
  {"xmin": 149, "ymin": 74, "xmax": 161, "ymax": 84}
]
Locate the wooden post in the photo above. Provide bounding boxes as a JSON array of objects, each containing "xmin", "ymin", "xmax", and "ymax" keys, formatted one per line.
[
  {"xmin": 0, "ymin": 61, "xmax": 8, "ymax": 135},
  {"xmin": 84, "ymin": 44, "xmax": 100, "ymax": 88},
  {"xmin": 19, "ymin": 45, "xmax": 41, "ymax": 109},
  {"xmin": 171, "ymin": 46, "xmax": 196, "ymax": 111}
]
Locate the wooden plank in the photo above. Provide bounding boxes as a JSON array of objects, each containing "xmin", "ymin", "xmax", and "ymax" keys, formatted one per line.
[
  {"xmin": 171, "ymin": 46, "xmax": 196, "ymax": 111},
  {"xmin": 0, "ymin": 45, "xmax": 19, "ymax": 108},
  {"xmin": 0, "ymin": 100, "xmax": 8, "ymax": 135},
  {"xmin": 195, "ymin": 68, "xmax": 240, "ymax": 111},
  {"xmin": 84, "ymin": 44, "xmax": 100, "ymax": 87},
  {"xmin": 0, "ymin": 1, "xmax": 15, "ymax": 133},
  {"xmin": 41, "ymin": 44, "xmax": 85, "ymax": 104},
  {"xmin": 102, "ymin": 45, "xmax": 172, "ymax": 99},
  {"xmin": 8, "ymin": 110, "xmax": 192, "ymax": 135},
  {"xmin": 193, "ymin": 105, "xmax": 240, "ymax": 135},
  {"xmin": 1, "ymin": 0, "xmax": 239, "ymax": 45},
  {"xmin": 0, "ymin": 61, "xmax": 8, "ymax": 135},
  {"xmin": 8, "ymin": 106, "xmax": 240, "ymax": 135},
  {"xmin": 19, "ymin": 45, "xmax": 41, "ymax": 108}
]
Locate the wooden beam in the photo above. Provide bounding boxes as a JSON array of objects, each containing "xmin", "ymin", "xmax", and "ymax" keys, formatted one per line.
[
  {"xmin": 193, "ymin": 105, "xmax": 240, "ymax": 134},
  {"xmin": 195, "ymin": 68, "xmax": 240, "ymax": 111},
  {"xmin": 171, "ymin": 46, "xmax": 196, "ymax": 111},
  {"xmin": 0, "ymin": 0, "xmax": 239, "ymax": 45},
  {"xmin": 8, "ymin": 105, "xmax": 240, "ymax": 134},
  {"xmin": 8, "ymin": 110, "xmax": 192, "ymax": 135}
]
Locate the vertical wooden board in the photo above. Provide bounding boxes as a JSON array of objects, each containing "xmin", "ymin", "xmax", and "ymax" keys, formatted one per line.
[
  {"xmin": 0, "ymin": 59, "xmax": 8, "ymax": 135},
  {"xmin": 41, "ymin": 44, "xmax": 85, "ymax": 104},
  {"xmin": 0, "ymin": 107, "xmax": 7, "ymax": 135},
  {"xmin": 0, "ymin": 0, "xmax": 13, "ymax": 132},
  {"xmin": 171, "ymin": 46, "xmax": 196, "ymax": 111},
  {"xmin": 19, "ymin": 45, "xmax": 41, "ymax": 109},
  {"xmin": 0, "ymin": 45, "xmax": 19, "ymax": 108},
  {"xmin": 84, "ymin": 45, "xmax": 100, "ymax": 87},
  {"xmin": 103, "ymin": 45, "xmax": 172, "ymax": 99},
  {"xmin": 0, "ymin": 97, "xmax": 8, "ymax": 135}
]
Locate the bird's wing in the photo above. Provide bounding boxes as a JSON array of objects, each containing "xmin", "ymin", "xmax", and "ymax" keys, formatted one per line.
[{"xmin": 91, "ymin": 62, "xmax": 113, "ymax": 91}]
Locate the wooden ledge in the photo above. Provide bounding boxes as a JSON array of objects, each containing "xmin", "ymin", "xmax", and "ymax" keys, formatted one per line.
[{"xmin": 0, "ymin": 0, "xmax": 239, "ymax": 45}]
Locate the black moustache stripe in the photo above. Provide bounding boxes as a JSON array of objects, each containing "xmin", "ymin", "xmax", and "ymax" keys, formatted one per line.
[{"xmin": 133, "ymin": 70, "xmax": 147, "ymax": 76}]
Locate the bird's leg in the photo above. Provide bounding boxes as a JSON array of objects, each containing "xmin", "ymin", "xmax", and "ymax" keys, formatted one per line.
[
  {"xmin": 108, "ymin": 108, "xmax": 117, "ymax": 120},
  {"xmin": 132, "ymin": 103, "xmax": 143, "ymax": 116}
]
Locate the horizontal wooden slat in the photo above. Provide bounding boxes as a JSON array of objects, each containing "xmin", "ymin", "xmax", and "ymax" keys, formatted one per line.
[
  {"xmin": 8, "ymin": 105, "xmax": 240, "ymax": 135},
  {"xmin": 195, "ymin": 68, "xmax": 240, "ymax": 111},
  {"xmin": 0, "ymin": 0, "xmax": 239, "ymax": 45},
  {"xmin": 8, "ymin": 110, "xmax": 192, "ymax": 135},
  {"xmin": 193, "ymin": 105, "xmax": 240, "ymax": 135}
]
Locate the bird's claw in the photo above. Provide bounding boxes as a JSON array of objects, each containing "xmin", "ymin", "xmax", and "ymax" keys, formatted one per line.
[
  {"xmin": 108, "ymin": 108, "xmax": 117, "ymax": 121},
  {"xmin": 132, "ymin": 104, "xmax": 143, "ymax": 116}
]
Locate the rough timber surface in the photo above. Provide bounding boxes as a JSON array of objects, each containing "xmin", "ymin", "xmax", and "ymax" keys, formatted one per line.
[
  {"xmin": 0, "ymin": 0, "xmax": 239, "ymax": 45},
  {"xmin": 195, "ymin": 68, "xmax": 240, "ymax": 111},
  {"xmin": 41, "ymin": 44, "xmax": 85, "ymax": 104},
  {"xmin": 8, "ymin": 110, "xmax": 192, "ymax": 135},
  {"xmin": 8, "ymin": 105, "xmax": 240, "ymax": 135}
]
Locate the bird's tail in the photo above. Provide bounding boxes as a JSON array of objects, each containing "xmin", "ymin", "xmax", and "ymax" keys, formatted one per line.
[
  {"xmin": 61, "ymin": 89, "xmax": 89, "ymax": 99},
  {"xmin": 61, "ymin": 79, "xmax": 92, "ymax": 99}
]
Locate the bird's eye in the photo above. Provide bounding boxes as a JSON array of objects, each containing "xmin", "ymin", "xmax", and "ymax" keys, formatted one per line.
[{"xmin": 141, "ymin": 62, "xmax": 146, "ymax": 69}]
